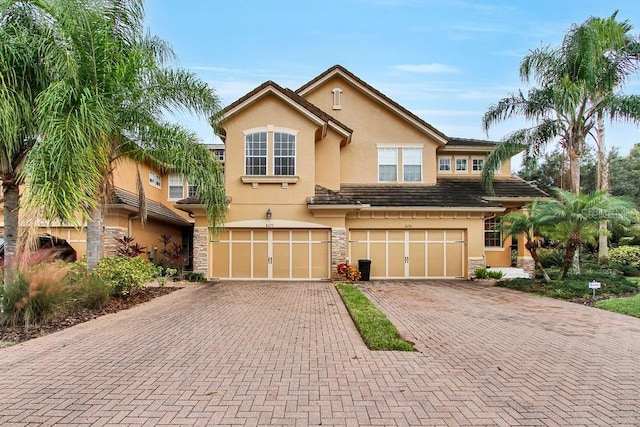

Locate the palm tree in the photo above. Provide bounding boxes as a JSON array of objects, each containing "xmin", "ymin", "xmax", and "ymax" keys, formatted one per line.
[
  {"xmin": 561, "ymin": 13, "xmax": 640, "ymax": 264},
  {"xmin": 499, "ymin": 207, "xmax": 551, "ymax": 283},
  {"xmin": 19, "ymin": 0, "xmax": 225, "ymax": 270},
  {"xmin": 0, "ymin": 1, "xmax": 67, "ymax": 284},
  {"xmin": 535, "ymin": 189, "xmax": 637, "ymax": 279},
  {"xmin": 482, "ymin": 13, "xmax": 640, "ymax": 196}
]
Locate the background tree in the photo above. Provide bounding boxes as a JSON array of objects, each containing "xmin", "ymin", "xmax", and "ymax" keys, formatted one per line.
[
  {"xmin": 518, "ymin": 148, "xmax": 597, "ymax": 195},
  {"xmin": 610, "ymin": 144, "xmax": 640, "ymax": 207}
]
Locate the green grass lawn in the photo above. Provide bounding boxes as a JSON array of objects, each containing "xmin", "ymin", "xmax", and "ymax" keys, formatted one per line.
[
  {"xmin": 336, "ymin": 284, "xmax": 415, "ymax": 351},
  {"xmin": 595, "ymin": 293, "xmax": 640, "ymax": 318}
]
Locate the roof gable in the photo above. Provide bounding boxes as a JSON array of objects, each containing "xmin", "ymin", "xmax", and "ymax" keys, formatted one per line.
[
  {"xmin": 296, "ymin": 65, "xmax": 448, "ymax": 145},
  {"xmin": 222, "ymin": 80, "xmax": 352, "ymax": 141}
]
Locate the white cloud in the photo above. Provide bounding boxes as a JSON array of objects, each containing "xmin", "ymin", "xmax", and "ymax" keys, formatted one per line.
[{"xmin": 393, "ymin": 63, "xmax": 460, "ymax": 74}]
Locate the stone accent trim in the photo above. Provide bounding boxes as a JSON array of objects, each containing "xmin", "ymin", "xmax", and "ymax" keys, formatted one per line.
[
  {"xmin": 193, "ymin": 227, "xmax": 209, "ymax": 276},
  {"xmin": 517, "ymin": 257, "xmax": 535, "ymax": 278},
  {"xmin": 468, "ymin": 257, "xmax": 485, "ymax": 279},
  {"xmin": 104, "ymin": 227, "xmax": 127, "ymax": 257},
  {"xmin": 331, "ymin": 227, "xmax": 346, "ymax": 281}
]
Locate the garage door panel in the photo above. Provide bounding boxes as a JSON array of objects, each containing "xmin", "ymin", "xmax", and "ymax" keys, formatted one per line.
[
  {"xmin": 212, "ymin": 241, "xmax": 230, "ymax": 278},
  {"xmin": 427, "ymin": 243, "xmax": 445, "ymax": 277},
  {"xmin": 446, "ymin": 242, "xmax": 464, "ymax": 277},
  {"xmin": 408, "ymin": 242, "xmax": 426, "ymax": 277},
  {"xmin": 369, "ymin": 242, "xmax": 387, "ymax": 277},
  {"xmin": 311, "ymin": 242, "xmax": 329, "ymax": 279},
  {"xmin": 388, "ymin": 242, "xmax": 405, "ymax": 277},
  {"xmin": 272, "ymin": 241, "xmax": 290, "ymax": 278},
  {"xmin": 292, "ymin": 242, "xmax": 310, "ymax": 279},
  {"xmin": 232, "ymin": 242, "xmax": 252, "ymax": 278}
]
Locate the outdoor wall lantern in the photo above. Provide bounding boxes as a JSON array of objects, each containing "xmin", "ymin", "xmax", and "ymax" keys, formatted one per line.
[{"xmin": 266, "ymin": 208, "xmax": 272, "ymax": 220}]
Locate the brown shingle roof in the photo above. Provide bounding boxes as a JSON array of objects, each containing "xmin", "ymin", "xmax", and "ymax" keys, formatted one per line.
[
  {"xmin": 310, "ymin": 177, "xmax": 547, "ymax": 209},
  {"xmin": 296, "ymin": 65, "xmax": 447, "ymax": 143},
  {"xmin": 111, "ymin": 188, "xmax": 191, "ymax": 226},
  {"xmin": 447, "ymin": 137, "xmax": 499, "ymax": 147}
]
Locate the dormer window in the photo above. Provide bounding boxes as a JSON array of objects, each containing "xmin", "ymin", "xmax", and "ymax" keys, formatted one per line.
[{"xmin": 332, "ymin": 88, "xmax": 342, "ymax": 110}]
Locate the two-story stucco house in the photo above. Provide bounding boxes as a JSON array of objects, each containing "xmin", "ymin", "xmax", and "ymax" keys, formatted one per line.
[{"xmin": 177, "ymin": 65, "xmax": 545, "ymax": 281}]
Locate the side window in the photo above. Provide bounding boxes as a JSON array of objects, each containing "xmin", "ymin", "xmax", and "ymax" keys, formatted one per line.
[
  {"xmin": 484, "ymin": 217, "xmax": 502, "ymax": 247},
  {"xmin": 168, "ymin": 174, "xmax": 184, "ymax": 199},
  {"xmin": 455, "ymin": 157, "xmax": 468, "ymax": 173},
  {"xmin": 378, "ymin": 148, "xmax": 398, "ymax": 182},
  {"xmin": 273, "ymin": 132, "xmax": 296, "ymax": 176},
  {"xmin": 245, "ymin": 132, "xmax": 267, "ymax": 175},
  {"xmin": 403, "ymin": 148, "xmax": 422, "ymax": 182},
  {"xmin": 439, "ymin": 157, "xmax": 451, "ymax": 172}
]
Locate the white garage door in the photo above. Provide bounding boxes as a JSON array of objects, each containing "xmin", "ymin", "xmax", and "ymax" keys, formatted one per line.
[
  {"xmin": 211, "ymin": 229, "xmax": 331, "ymax": 280},
  {"xmin": 349, "ymin": 229, "xmax": 465, "ymax": 279}
]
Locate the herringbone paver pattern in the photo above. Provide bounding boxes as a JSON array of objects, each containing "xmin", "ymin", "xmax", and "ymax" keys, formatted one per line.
[{"xmin": 0, "ymin": 280, "xmax": 638, "ymax": 426}]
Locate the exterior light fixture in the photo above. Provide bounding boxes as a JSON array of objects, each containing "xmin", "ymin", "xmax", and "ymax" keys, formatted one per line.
[{"xmin": 266, "ymin": 208, "xmax": 272, "ymax": 220}]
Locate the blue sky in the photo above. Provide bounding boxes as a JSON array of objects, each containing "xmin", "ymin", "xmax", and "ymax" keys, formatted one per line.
[{"xmin": 145, "ymin": 0, "xmax": 640, "ymax": 167}]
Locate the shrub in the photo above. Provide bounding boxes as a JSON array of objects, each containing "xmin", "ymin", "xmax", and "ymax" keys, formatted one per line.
[
  {"xmin": 474, "ymin": 268, "xmax": 504, "ymax": 279},
  {"xmin": 94, "ymin": 256, "xmax": 160, "ymax": 297},
  {"xmin": 184, "ymin": 271, "xmax": 205, "ymax": 282},
  {"xmin": 115, "ymin": 236, "xmax": 146, "ymax": 258},
  {"xmin": 337, "ymin": 263, "xmax": 361, "ymax": 281},
  {"xmin": 609, "ymin": 245, "xmax": 640, "ymax": 269},
  {"xmin": 1, "ymin": 263, "xmax": 72, "ymax": 328},
  {"xmin": 610, "ymin": 262, "xmax": 640, "ymax": 277},
  {"xmin": 537, "ymin": 247, "xmax": 565, "ymax": 268}
]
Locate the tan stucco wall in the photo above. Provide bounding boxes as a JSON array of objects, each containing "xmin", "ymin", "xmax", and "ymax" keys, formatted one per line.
[{"xmin": 302, "ymin": 75, "xmax": 442, "ymax": 185}]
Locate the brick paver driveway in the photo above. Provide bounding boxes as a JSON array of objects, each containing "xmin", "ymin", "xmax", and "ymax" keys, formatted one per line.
[{"xmin": 0, "ymin": 281, "xmax": 639, "ymax": 426}]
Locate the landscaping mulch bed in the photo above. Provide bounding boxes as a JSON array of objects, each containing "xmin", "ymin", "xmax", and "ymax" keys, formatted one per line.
[{"xmin": 0, "ymin": 286, "xmax": 180, "ymax": 348}]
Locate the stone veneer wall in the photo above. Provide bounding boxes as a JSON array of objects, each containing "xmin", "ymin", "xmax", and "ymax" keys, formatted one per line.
[
  {"xmin": 193, "ymin": 227, "xmax": 209, "ymax": 275},
  {"xmin": 517, "ymin": 257, "xmax": 535, "ymax": 278},
  {"xmin": 467, "ymin": 257, "xmax": 485, "ymax": 279},
  {"xmin": 104, "ymin": 227, "xmax": 128, "ymax": 257},
  {"xmin": 331, "ymin": 227, "xmax": 346, "ymax": 281}
]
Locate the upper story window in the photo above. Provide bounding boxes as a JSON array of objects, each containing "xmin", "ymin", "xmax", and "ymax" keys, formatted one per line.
[
  {"xmin": 332, "ymin": 88, "xmax": 342, "ymax": 110},
  {"xmin": 149, "ymin": 171, "xmax": 161, "ymax": 188},
  {"xmin": 439, "ymin": 157, "xmax": 451, "ymax": 173},
  {"xmin": 378, "ymin": 146, "xmax": 423, "ymax": 182},
  {"xmin": 273, "ymin": 132, "xmax": 296, "ymax": 175},
  {"xmin": 455, "ymin": 157, "xmax": 468, "ymax": 173},
  {"xmin": 484, "ymin": 217, "xmax": 502, "ymax": 248},
  {"xmin": 187, "ymin": 180, "xmax": 198, "ymax": 198},
  {"xmin": 214, "ymin": 149, "xmax": 225, "ymax": 162},
  {"xmin": 245, "ymin": 132, "xmax": 268, "ymax": 175},
  {"xmin": 472, "ymin": 158, "xmax": 484, "ymax": 172},
  {"xmin": 403, "ymin": 148, "xmax": 422, "ymax": 182},
  {"xmin": 168, "ymin": 174, "xmax": 185, "ymax": 199},
  {"xmin": 378, "ymin": 148, "xmax": 398, "ymax": 182}
]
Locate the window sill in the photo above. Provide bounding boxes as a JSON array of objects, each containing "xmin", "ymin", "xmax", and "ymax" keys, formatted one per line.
[
  {"xmin": 484, "ymin": 247, "xmax": 505, "ymax": 251},
  {"xmin": 241, "ymin": 176, "xmax": 299, "ymax": 184}
]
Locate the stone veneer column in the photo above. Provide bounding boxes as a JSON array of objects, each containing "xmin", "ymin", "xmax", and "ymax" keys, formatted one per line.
[
  {"xmin": 467, "ymin": 257, "xmax": 485, "ymax": 279},
  {"xmin": 517, "ymin": 257, "xmax": 535, "ymax": 278},
  {"xmin": 193, "ymin": 227, "xmax": 209, "ymax": 276},
  {"xmin": 103, "ymin": 227, "xmax": 128, "ymax": 257},
  {"xmin": 331, "ymin": 227, "xmax": 346, "ymax": 281}
]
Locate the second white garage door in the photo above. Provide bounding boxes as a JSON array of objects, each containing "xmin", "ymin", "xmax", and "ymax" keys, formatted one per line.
[{"xmin": 349, "ymin": 229, "xmax": 466, "ymax": 279}]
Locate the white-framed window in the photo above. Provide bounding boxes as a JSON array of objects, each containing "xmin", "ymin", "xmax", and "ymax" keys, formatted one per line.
[
  {"xmin": 484, "ymin": 217, "xmax": 502, "ymax": 248},
  {"xmin": 149, "ymin": 171, "xmax": 161, "ymax": 188},
  {"xmin": 273, "ymin": 132, "xmax": 296, "ymax": 175},
  {"xmin": 438, "ymin": 157, "xmax": 451, "ymax": 173},
  {"xmin": 214, "ymin": 149, "xmax": 225, "ymax": 162},
  {"xmin": 187, "ymin": 180, "xmax": 198, "ymax": 198},
  {"xmin": 332, "ymin": 88, "xmax": 342, "ymax": 110},
  {"xmin": 403, "ymin": 148, "xmax": 422, "ymax": 182},
  {"xmin": 168, "ymin": 174, "xmax": 184, "ymax": 199},
  {"xmin": 472, "ymin": 158, "xmax": 484, "ymax": 173},
  {"xmin": 378, "ymin": 148, "xmax": 398, "ymax": 182},
  {"xmin": 455, "ymin": 157, "xmax": 468, "ymax": 173},
  {"xmin": 245, "ymin": 132, "xmax": 268, "ymax": 175}
]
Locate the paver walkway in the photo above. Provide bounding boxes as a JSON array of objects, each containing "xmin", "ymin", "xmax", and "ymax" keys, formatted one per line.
[{"xmin": 0, "ymin": 281, "xmax": 638, "ymax": 426}]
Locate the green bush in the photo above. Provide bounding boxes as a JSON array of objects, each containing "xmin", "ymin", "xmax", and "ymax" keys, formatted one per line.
[
  {"xmin": 610, "ymin": 262, "xmax": 640, "ymax": 277},
  {"xmin": 609, "ymin": 245, "xmax": 640, "ymax": 268},
  {"xmin": 94, "ymin": 256, "xmax": 160, "ymax": 297},
  {"xmin": 537, "ymin": 247, "xmax": 565, "ymax": 268},
  {"xmin": 184, "ymin": 271, "xmax": 205, "ymax": 282},
  {"xmin": 1, "ymin": 264, "xmax": 73, "ymax": 328},
  {"xmin": 474, "ymin": 268, "xmax": 504, "ymax": 279}
]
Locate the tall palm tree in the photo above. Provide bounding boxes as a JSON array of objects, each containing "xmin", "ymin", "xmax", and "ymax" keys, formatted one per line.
[
  {"xmin": 499, "ymin": 207, "xmax": 551, "ymax": 283},
  {"xmin": 561, "ymin": 13, "xmax": 640, "ymax": 264},
  {"xmin": 0, "ymin": 1, "xmax": 68, "ymax": 284},
  {"xmin": 483, "ymin": 13, "xmax": 640, "ymax": 196},
  {"xmin": 535, "ymin": 189, "xmax": 637, "ymax": 279},
  {"xmin": 20, "ymin": 0, "xmax": 225, "ymax": 270}
]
